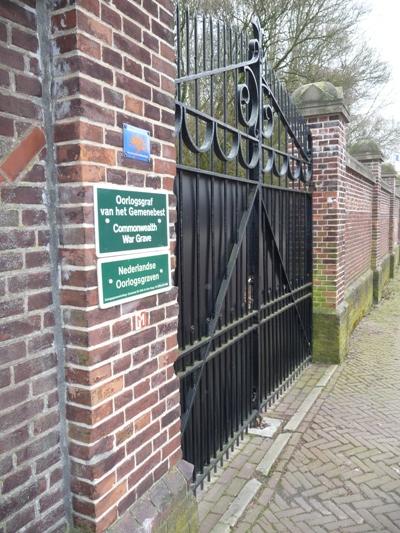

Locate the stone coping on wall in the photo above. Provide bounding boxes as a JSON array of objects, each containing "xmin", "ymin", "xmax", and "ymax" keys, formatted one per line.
[
  {"xmin": 381, "ymin": 181, "xmax": 393, "ymax": 194},
  {"xmin": 346, "ymin": 153, "xmax": 394, "ymax": 194},
  {"xmin": 345, "ymin": 153, "xmax": 375, "ymax": 185}
]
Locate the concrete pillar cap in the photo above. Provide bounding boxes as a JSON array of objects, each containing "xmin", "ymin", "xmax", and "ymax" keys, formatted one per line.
[
  {"xmin": 349, "ymin": 139, "xmax": 384, "ymax": 163},
  {"xmin": 381, "ymin": 162, "xmax": 397, "ymax": 178},
  {"xmin": 291, "ymin": 81, "xmax": 350, "ymax": 122}
]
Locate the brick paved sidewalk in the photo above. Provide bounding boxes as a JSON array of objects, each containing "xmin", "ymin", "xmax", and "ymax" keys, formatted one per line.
[{"xmin": 198, "ymin": 273, "xmax": 400, "ymax": 532}]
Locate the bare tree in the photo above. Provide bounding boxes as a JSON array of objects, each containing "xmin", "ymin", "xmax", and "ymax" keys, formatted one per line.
[
  {"xmin": 176, "ymin": 0, "xmax": 399, "ymax": 154},
  {"xmin": 348, "ymin": 114, "xmax": 400, "ymax": 157}
]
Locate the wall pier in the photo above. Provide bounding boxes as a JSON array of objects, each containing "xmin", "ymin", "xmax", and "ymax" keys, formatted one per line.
[{"xmin": 294, "ymin": 82, "xmax": 400, "ymax": 363}]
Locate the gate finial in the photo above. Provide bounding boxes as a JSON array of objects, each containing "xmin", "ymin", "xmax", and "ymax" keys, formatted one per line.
[
  {"xmin": 251, "ymin": 15, "xmax": 262, "ymax": 41},
  {"xmin": 249, "ymin": 16, "xmax": 262, "ymax": 59}
]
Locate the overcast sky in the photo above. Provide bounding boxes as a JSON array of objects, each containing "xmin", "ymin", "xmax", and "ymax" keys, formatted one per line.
[{"xmin": 363, "ymin": 0, "xmax": 400, "ymax": 121}]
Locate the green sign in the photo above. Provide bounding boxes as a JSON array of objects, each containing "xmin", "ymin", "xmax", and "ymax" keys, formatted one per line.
[
  {"xmin": 98, "ymin": 253, "xmax": 170, "ymax": 308},
  {"xmin": 94, "ymin": 184, "xmax": 169, "ymax": 256}
]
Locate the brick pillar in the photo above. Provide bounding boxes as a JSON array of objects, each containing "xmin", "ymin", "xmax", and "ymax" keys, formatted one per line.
[
  {"xmin": 382, "ymin": 169, "xmax": 397, "ymax": 277},
  {"xmin": 351, "ymin": 142, "xmax": 385, "ymax": 301},
  {"xmin": 48, "ymin": 1, "xmax": 195, "ymax": 532},
  {"xmin": 292, "ymin": 82, "xmax": 350, "ymax": 363},
  {"xmin": 395, "ymin": 187, "xmax": 400, "ymax": 268}
]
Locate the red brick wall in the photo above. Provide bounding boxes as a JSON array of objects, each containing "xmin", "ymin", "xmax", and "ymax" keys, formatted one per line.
[
  {"xmin": 307, "ymin": 109, "xmax": 399, "ymax": 312},
  {"xmin": 1, "ymin": 0, "xmax": 180, "ymax": 531},
  {"xmin": 379, "ymin": 185, "xmax": 391, "ymax": 261},
  {"xmin": 0, "ymin": 2, "xmax": 67, "ymax": 532},
  {"xmin": 307, "ymin": 114, "xmax": 347, "ymax": 310},
  {"xmin": 342, "ymin": 165, "xmax": 395, "ymax": 290},
  {"xmin": 51, "ymin": 1, "xmax": 180, "ymax": 531},
  {"xmin": 344, "ymin": 168, "xmax": 373, "ymax": 287}
]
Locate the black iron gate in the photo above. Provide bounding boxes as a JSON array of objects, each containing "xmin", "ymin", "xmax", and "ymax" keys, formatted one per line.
[{"xmin": 174, "ymin": 10, "xmax": 313, "ymax": 487}]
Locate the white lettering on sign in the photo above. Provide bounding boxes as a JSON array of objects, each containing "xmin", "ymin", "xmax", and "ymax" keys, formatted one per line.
[
  {"xmin": 112, "ymin": 223, "xmax": 158, "ymax": 233},
  {"xmin": 127, "ymin": 207, "xmax": 165, "ymax": 217},
  {"xmin": 116, "ymin": 273, "xmax": 160, "ymax": 288},
  {"xmin": 121, "ymin": 234, "xmax": 152, "ymax": 244},
  {"xmin": 100, "ymin": 208, "xmax": 114, "ymax": 216},
  {"xmin": 136, "ymin": 234, "xmax": 152, "ymax": 243},
  {"xmin": 94, "ymin": 184, "xmax": 170, "ymax": 258},
  {"xmin": 118, "ymin": 262, "xmax": 156, "ymax": 275},
  {"xmin": 135, "ymin": 311, "xmax": 150, "ymax": 330},
  {"xmin": 115, "ymin": 194, "xmax": 154, "ymax": 207}
]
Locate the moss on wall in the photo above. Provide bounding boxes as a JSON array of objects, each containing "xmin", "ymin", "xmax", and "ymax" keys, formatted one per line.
[
  {"xmin": 312, "ymin": 303, "xmax": 349, "ymax": 364},
  {"xmin": 155, "ymin": 494, "xmax": 198, "ymax": 533},
  {"xmin": 390, "ymin": 245, "xmax": 400, "ymax": 277},
  {"xmin": 374, "ymin": 254, "xmax": 391, "ymax": 303},
  {"xmin": 313, "ymin": 270, "xmax": 373, "ymax": 364},
  {"xmin": 110, "ymin": 461, "xmax": 199, "ymax": 533},
  {"xmin": 345, "ymin": 270, "xmax": 374, "ymax": 335},
  {"xmin": 313, "ymin": 257, "xmax": 398, "ymax": 364}
]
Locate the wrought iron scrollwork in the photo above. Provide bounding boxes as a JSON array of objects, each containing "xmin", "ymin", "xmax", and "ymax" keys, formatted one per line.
[
  {"xmin": 237, "ymin": 67, "xmax": 259, "ymax": 131},
  {"xmin": 175, "ymin": 13, "xmax": 312, "ymax": 184},
  {"xmin": 177, "ymin": 105, "xmax": 215, "ymax": 154}
]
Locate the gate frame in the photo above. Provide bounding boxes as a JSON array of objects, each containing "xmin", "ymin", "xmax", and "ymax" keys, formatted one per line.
[{"xmin": 174, "ymin": 10, "xmax": 313, "ymax": 487}]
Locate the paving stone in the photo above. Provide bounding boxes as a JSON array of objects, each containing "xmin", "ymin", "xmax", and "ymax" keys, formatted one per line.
[
  {"xmin": 213, "ymin": 495, "xmax": 233, "ymax": 515},
  {"xmin": 237, "ymin": 462, "xmax": 256, "ymax": 480},
  {"xmin": 202, "ymin": 482, "xmax": 225, "ymax": 503},
  {"xmin": 197, "ymin": 500, "xmax": 214, "ymax": 521},
  {"xmin": 217, "ymin": 466, "xmax": 238, "ymax": 485},
  {"xmin": 199, "ymin": 273, "xmax": 400, "ymax": 532},
  {"xmin": 224, "ymin": 477, "xmax": 247, "ymax": 498},
  {"xmin": 240, "ymin": 442, "xmax": 258, "ymax": 457},
  {"xmin": 198, "ymin": 512, "xmax": 220, "ymax": 533},
  {"xmin": 232, "ymin": 522, "xmax": 252, "ymax": 533},
  {"xmin": 229, "ymin": 452, "xmax": 251, "ymax": 470},
  {"xmin": 219, "ymin": 478, "xmax": 261, "ymax": 528},
  {"xmin": 211, "ymin": 524, "xmax": 230, "ymax": 533},
  {"xmin": 284, "ymin": 387, "xmax": 322, "ymax": 432},
  {"xmin": 251, "ymin": 524, "xmax": 265, "ymax": 533},
  {"xmin": 316, "ymin": 365, "xmax": 338, "ymax": 387},
  {"xmin": 256, "ymin": 433, "xmax": 291, "ymax": 477},
  {"xmin": 240, "ymin": 502, "xmax": 264, "ymax": 525}
]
